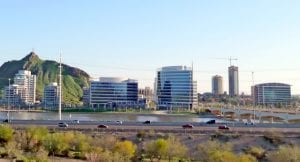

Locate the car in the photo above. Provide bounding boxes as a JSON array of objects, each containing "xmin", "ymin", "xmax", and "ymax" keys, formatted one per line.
[
  {"xmin": 182, "ymin": 124, "xmax": 194, "ymax": 129},
  {"xmin": 143, "ymin": 120, "xmax": 151, "ymax": 124},
  {"xmin": 72, "ymin": 120, "xmax": 80, "ymax": 124},
  {"xmin": 245, "ymin": 122, "xmax": 255, "ymax": 126},
  {"xmin": 116, "ymin": 121, "xmax": 123, "ymax": 124},
  {"xmin": 98, "ymin": 124, "xmax": 108, "ymax": 128},
  {"xmin": 218, "ymin": 125, "xmax": 230, "ymax": 130},
  {"xmin": 206, "ymin": 119, "xmax": 216, "ymax": 124},
  {"xmin": 58, "ymin": 122, "xmax": 68, "ymax": 128},
  {"xmin": 3, "ymin": 119, "xmax": 11, "ymax": 123}
]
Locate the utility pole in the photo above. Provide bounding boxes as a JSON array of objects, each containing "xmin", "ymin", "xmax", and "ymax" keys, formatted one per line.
[{"xmin": 59, "ymin": 54, "xmax": 62, "ymax": 120}]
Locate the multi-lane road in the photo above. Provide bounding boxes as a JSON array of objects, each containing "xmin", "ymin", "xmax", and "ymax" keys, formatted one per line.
[{"xmin": 3, "ymin": 119, "xmax": 300, "ymax": 135}]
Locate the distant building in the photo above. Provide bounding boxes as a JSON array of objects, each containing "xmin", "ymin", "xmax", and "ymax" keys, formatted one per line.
[
  {"xmin": 155, "ymin": 66, "xmax": 197, "ymax": 110},
  {"xmin": 138, "ymin": 87, "xmax": 154, "ymax": 108},
  {"xmin": 4, "ymin": 84, "xmax": 22, "ymax": 107},
  {"xmin": 43, "ymin": 82, "xmax": 59, "ymax": 109},
  {"xmin": 228, "ymin": 66, "xmax": 239, "ymax": 96},
  {"xmin": 82, "ymin": 86, "xmax": 90, "ymax": 106},
  {"xmin": 90, "ymin": 77, "xmax": 138, "ymax": 108},
  {"xmin": 3, "ymin": 70, "xmax": 36, "ymax": 106},
  {"xmin": 212, "ymin": 75, "xmax": 223, "ymax": 95},
  {"xmin": 252, "ymin": 83, "xmax": 291, "ymax": 106}
]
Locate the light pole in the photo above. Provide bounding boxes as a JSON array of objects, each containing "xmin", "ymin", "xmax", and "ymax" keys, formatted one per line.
[{"xmin": 58, "ymin": 54, "xmax": 62, "ymax": 120}]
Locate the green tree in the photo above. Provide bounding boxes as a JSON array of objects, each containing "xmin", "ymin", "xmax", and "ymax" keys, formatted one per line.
[
  {"xmin": 24, "ymin": 126, "xmax": 49, "ymax": 152},
  {"xmin": 44, "ymin": 132, "xmax": 74, "ymax": 156},
  {"xmin": 196, "ymin": 140, "xmax": 235, "ymax": 162},
  {"xmin": 166, "ymin": 136, "xmax": 188, "ymax": 161},
  {"xmin": 114, "ymin": 140, "xmax": 137, "ymax": 161},
  {"xmin": 0, "ymin": 124, "xmax": 14, "ymax": 144},
  {"xmin": 145, "ymin": 139, "xmax": 168, "ymax": 161}
]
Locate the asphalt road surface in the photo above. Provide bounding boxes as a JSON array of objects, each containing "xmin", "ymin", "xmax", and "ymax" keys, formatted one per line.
[{"xmin": 2, "ymin": 119, "xmax": 300, "ymax": 135}]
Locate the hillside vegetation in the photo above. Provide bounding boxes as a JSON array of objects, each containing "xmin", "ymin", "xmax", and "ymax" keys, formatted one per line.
[{"xmin": 0, "ymin": 52, "xmax": 90, "ymax": 104}]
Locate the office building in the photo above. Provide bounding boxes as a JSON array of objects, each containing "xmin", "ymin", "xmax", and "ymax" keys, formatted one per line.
[
  {"xmin": 4, "ymin": 84, "xmax": 22, "ymax": 107},
  {"xmin": 212, "ymin": 75, "xmax": 223, "ymax": 95},
  {"xmin": 228, "ymin": 66, "xmax": 239, "ymax": 96},
  {"xmin": 12, "ymin": 70, "xmax": 36, "ymax": 105},
  {"xmin": 155, "ymin": 66, "xmax": 197, "ymax": 110},
  {"xmin": 252, "ymin": 83, "xmax": 291, "ymax": 106},
  {"xmin": 43, "ymin": 82, "xmax": 59, "ymax": 109},
  {"xmin": 90, "ymin": 77, "xmax": 138, "ymax": 108},
  {"xmin": 82, "ymin": 86, "xmax": 90, "ymax": 106}
]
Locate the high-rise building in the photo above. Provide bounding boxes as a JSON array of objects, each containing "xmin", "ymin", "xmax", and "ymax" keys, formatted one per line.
[
  {"xmin": 43, "ymin": 82, "xmax": 59, "ymax": 109},
  {"xmin": 212, "ymin": 75, "xmax": 223, "ymax": 95},
  {"xmin": 155, "ymin": 66, "xmax": 197, "ymax": 110},
  {"xmin": 252, "ymin": 83, "xmax": 291, "ymax": 106},
  {"xmin": 228, "ymin": 66, "xmax": 239, "ymax": 96},
  {"xmin": 90, "ymin": 77, "xmax": 138, "ymax": 108},
  {"xmin": 13, "ymin": 70, "xmax": 36, "ymax": 105}
]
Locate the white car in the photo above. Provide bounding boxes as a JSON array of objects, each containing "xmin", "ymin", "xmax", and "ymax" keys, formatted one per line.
[
  {"xmin": 72, "ymin": 120, "xmax": 80, "ymax": 124},
  {"xmin": 116, "ymin": 121, "xmax": 123, "ymax": 124},
  {"xmin": 58, "ymin": 122, "xmax": 68, "ymax": 128}
]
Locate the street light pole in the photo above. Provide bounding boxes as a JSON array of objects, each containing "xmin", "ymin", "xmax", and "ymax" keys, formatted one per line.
[{"xmin": 58, "ymin": 54, "xmax": 62, "ymax": 120}]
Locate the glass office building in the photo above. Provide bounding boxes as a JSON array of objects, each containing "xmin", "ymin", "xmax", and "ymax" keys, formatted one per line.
[
  {"xmin": 252, "ymin": 83, "xmax": 291, "ymax": 106},
  {"xmin": 90, "ymin": 77, "xmax": 138, "ymax": 108},
  {"xmin": 155, "ymin": 66, "xmax": 197, "ymax": 110}
]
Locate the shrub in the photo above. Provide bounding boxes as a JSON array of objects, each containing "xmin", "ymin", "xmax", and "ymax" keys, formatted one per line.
[
  {"xmin": 0, "ymin": 125, "xmax": 14, "ymax": 144},
  {"xmin": 266, "ymin": 145, "xmax": 300, "ymax": 162},
  {"xmin": 244, "ymin": 146, "xmax": 265, "ymax": 160}
]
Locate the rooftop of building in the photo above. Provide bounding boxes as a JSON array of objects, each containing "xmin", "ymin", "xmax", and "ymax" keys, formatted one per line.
[
  {"xmin": 254, "ymin": 82, "xmax": 291, "ymax": 87},
  {"xmin": 159, "ymin": 65, "xmax": 192, "ymax": 71},
  {"xmin": 91, "ymin": 77, "xmax": 137, "ymax": 83}
]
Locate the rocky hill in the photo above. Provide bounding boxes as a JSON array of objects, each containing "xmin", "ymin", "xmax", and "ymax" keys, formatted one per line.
[{"xmin": 0, "ymin": 52, "xmax": 90, "ymax": 105}]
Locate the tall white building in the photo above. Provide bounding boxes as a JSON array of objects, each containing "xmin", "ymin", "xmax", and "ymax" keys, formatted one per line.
[{"xmin": 13, "ymin": 70, "xmax": 36, "ymax": 105}]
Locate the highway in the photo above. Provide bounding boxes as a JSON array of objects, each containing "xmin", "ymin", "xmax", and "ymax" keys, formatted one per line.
[{"xmin": 3, "ymin": 119, "xmax": 300, "ymax": 135}]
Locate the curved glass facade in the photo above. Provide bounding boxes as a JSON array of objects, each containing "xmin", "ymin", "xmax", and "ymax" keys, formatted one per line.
[{"xmin": 155, "ymin": 66, "xmax": 197, "ymax": 110}]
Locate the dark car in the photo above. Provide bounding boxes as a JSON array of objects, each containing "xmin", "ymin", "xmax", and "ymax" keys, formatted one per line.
[
  {"xmin": 98, "ymin": 124, "xmax": 108, "ymax": 128},
  {"xmin": 143, "ymin": 120, "xmax": 151, "ymax": 124},
  {"xmin": 206, "ymin": 120, "xmax": 216, "ymax": 124},
  {"xmin": 182, "ymin": 124, "xmax": 194, "ymax": 129},
  {"xmin": 3, "ymin": 119, "xmax": 11, "ymax": 123},
  {"xmin": 218, "ymin": 125, "xmax": 230, "ymax": 130},
  {"xmin": 58, "ymin": 122, "xmax": 68, "ymax": 128}
]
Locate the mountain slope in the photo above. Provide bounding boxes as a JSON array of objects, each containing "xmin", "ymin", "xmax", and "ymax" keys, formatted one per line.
[{"xmin": 0, "ymin": 52, "xmax": 90, "ymax": 104}]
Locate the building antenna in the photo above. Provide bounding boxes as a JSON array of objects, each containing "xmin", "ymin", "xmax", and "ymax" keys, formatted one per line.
[{"xmin": 59, "ymin": 53, "xmax": 62, "ymax": 120}]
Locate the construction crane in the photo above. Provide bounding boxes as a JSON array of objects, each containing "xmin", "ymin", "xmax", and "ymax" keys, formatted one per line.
[{"xmin": 213, "ymin": 56, "xmax": 238, "ymax": 66}]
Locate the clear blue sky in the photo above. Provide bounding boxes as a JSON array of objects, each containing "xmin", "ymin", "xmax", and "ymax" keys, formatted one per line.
[{"xmin": 1, "ymin": 0, "xmax": 300, "ymax": 94}]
